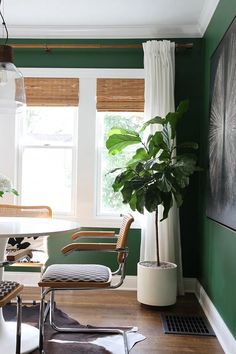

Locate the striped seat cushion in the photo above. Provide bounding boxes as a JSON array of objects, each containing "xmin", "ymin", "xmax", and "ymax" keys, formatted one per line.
[
  {"xmin": 41, "ymin": 264, "xmax": 112, "ymax": 283},
  {"xmin": 0, "ymin": 281, "xmax": 20, "ymax": 300}
]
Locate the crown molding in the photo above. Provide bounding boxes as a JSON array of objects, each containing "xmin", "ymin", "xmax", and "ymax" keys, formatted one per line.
[
  {"xmin": 8, "ymin": 24, "xmax": 202, "ymax": 39},
  {"xmin": 198, "ymin": 0, "xmax": 220, "ymax": 36}
]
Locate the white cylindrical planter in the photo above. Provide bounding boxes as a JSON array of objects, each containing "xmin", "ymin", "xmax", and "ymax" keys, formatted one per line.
[{"xmin": 137, "ymin": 261, "xmax": 177, "ymax": 306}]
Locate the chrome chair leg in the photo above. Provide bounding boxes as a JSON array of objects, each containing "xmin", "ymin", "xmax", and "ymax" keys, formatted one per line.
[
  {"xmin": 39, "ymin": 288, "xmax": 131, "ymax": 353},
  {"xmin": 39, "ymin": 292, "xmax": 46, "ymax": 354},
  {"xmin": 16, "ymin": 295, "xmax": 22, "ymax": 354}
]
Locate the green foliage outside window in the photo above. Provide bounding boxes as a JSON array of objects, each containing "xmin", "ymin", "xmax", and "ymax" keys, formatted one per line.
[{"xmin": 100, "ymin": 112, "xmax": 144, "ymax": 214}]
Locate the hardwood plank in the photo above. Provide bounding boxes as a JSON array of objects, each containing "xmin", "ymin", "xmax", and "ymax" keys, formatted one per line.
[{"xmin": 21, "ymin": 288, "xmax": 224, "ymax": 354}]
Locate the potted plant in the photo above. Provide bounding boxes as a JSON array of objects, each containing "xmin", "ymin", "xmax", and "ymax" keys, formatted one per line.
[
  {"xmin": 0, "ymin": 174, "xmax": 18, "ymax": 198},
  {"xmin": 105, "ymin": 100, "xmax": 200, "ymax": 306}
]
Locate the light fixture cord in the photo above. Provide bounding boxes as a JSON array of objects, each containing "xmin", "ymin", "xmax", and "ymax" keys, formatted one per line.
[{"xmin": 0, "ymin": 0, "xmax": 8, "ymax": 44}]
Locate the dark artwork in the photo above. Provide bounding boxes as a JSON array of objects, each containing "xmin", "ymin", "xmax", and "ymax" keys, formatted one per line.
[{"xmin": 206, "ymin": 17, "xmax": 236, "ymax": 230}]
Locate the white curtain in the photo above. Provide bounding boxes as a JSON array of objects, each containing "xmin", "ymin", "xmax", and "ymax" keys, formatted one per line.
[{"xmin": 140, "ymin": 40, "xmax": 184, "ymax": 295}]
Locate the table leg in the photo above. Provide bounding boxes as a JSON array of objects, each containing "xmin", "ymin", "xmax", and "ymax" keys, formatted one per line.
[
  {"xmin": 0, "ymin": 313, "xmax": 39, "ymax": 353},
  {"xmin": 0, "ymin": 237, "xmax": 39, "ymax": 353}
]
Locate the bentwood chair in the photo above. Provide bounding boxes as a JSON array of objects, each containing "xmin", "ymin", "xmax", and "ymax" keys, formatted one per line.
[
  {"xmin": 38, "ymin": 213, "xmax": 134, "ymax": 354},
  {"xmin": 0, "ymin": 204, "xmax": 52, "ymax": 268}
]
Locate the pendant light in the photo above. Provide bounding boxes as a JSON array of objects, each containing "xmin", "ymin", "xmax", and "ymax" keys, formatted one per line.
[{"xmin": 0, "ymin": 0, "xmax": 26, "ymax": 115}]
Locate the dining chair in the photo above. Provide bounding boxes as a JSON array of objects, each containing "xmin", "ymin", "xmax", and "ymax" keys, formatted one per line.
[
  {"xmin": 38, "ymin": 213, "xmax": 134, "ymax": 354},
  {"xmin": 0, "ymin": 280, "xmax": 24, "ymax": 354},
  {"xmin": 0, "ymin": 204, "xmax": 52, "ymax": 269}
]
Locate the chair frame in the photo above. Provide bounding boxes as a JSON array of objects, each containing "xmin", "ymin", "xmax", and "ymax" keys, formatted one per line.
[
  {"xmin": 38, "ymin": 214, "xmax": 134, "ymax": 354},
  {"xmin": 0, "ymin": 204, "xmax": 52, "ymax": 265}
]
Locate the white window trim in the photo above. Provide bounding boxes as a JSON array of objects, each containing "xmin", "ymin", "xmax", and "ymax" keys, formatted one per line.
[
  {"xmin": 16, "ymin": 68, "xmax": 144, "ymax": 228},
  {"xmin": 16, "ymin": 105, "xmax": 78, "ymax": 217}
]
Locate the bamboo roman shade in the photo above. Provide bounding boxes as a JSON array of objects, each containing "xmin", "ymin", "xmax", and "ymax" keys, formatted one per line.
[
  {"xmin": 24, "ymin": 78, "xmax": 79, "ymax": 106},
  {"xmin": 96, "ymin": 79, "xmax": 144, "ymax": 112}
]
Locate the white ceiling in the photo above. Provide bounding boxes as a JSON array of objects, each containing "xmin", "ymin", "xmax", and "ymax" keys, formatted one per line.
[{"xmin": 1, "ymin": 0, "xmax": 220, "ymax": 39}]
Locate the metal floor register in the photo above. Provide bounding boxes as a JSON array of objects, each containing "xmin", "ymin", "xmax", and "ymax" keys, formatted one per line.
[{"xmin": 161, "ymin": 313, "xmax": 215, "ymax": 336}]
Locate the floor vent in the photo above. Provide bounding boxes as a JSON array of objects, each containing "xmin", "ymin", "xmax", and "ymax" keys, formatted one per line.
[{"xmin": 161, "ymin": 313, "xmax": 215, "ymax": 336}]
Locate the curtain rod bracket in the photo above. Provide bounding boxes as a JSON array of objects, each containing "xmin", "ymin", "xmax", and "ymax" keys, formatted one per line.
[{"xmin": 44, "ymin": 44, "xmax": 51, "ymax": 53}]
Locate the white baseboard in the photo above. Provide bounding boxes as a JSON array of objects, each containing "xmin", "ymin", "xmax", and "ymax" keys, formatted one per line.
[
  {"xmin": 182, "ymin": 278, "xmax": 235, "ymax": 354},
  {"xmin": 113, "ymin": 275, "xmax": 137, "ymax": 290},
  {"xmin": 183, "ymin": 277, "xmax": 197, "ymax": 293},
  {"xmin": 195, "ymin": 280, "xmax": 236, "ymax": 354}
]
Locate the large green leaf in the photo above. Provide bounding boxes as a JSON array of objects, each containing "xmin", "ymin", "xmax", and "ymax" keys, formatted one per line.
[
  {"xmin": 145, "ymin": 184, "xmax": 162, "ymax": 212},
  {"xmin": 174, "ymin": 156, "xmax": 197, "ymax": 176},
  {"xmin": 160, "ymin": 193, "xmax": 173, "ymax": 221},
  {"xmin": 112, "ymin": 169, "xmax": 134, "ymax": 191},
  {"xmin": 165, "ymin": 111, "xmax": 179, "ymax": 139},
  {"xmin": 128, "ymin": 148, "xmax": 149, "ymax": 164},
  {"xmin": 140, "ymin": 116, "xmax": 165, "ymax": 132},
  {"xmin": 161, "ymin": 123, "xmax": 172, "ymax": 150},
  {"xmin": 136, "ymin": 189, "xmax": 145, "ymax": 213},
  {"xmin": 106, "ymin": 134, "xmax": 141, "ymax": 155},
  {"xmin": 107, "ymin": 127, "xmax": 139, "ymax": 138},
  {"xmin": 121, "ymin": 184, "xmax": 134, "ymax": 203},
  {"xmin": 159, "ymin": 174, "xmax": 172, "ymax": 192},
  {"xmin": 148, "ymin": 131, "xmax": 164, "ymax": 156},
  {"xmin": 129, "ymin": 193, "xmax": 137, "ymax": 211},
  {"xmin": 176, "ymin": 99, "xmax": 189, "ymax": 115}
]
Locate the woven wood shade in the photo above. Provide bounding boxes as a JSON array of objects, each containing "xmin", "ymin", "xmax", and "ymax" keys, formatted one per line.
[
  {"xmin": 24, "ymin": 78, "xmax": 79, "ymax": 106},
  {"xmin": 97, "ymin": 79, "xmax": 144, "ymax": 112}
]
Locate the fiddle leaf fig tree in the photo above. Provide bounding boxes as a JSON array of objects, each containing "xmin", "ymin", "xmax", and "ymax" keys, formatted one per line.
[{"xmin": 106, "ymin": 100, "xmax": 200, "ymax": 267}]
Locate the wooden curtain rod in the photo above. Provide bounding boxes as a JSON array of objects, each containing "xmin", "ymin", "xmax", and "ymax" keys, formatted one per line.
[{"xmin": 10, "ymin": 43, "xmax": 193, "ymax": 50}]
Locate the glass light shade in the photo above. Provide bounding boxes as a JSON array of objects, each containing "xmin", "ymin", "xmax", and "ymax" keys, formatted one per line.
[{"xmin": 0, "ymin": 45, "xmax": 26, "ymax": 117}]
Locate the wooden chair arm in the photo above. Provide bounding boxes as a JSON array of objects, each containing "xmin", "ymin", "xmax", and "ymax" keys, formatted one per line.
[
  {"xmin": 71, "ymin": 231, "xmax": 116, "ymax": 240},
  {"xmin": 6, "ymin": 248, "xmax": 33, "ymax": 262},
  {"xmin": 62, "ymin": 242, "xmax": 117, "ymax": 255}
]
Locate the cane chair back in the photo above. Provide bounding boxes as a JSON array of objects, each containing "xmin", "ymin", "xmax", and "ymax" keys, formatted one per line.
[
  {"xmin": 0, "ymin": 204, "xmax": 52, "ymax": 218},
  {"xmin": 115, "ymin": 213, "xmax": 134, "ymax": 264},
  {"xmin": 0, "ymin": 204, "xmax": 52, "ymax": 265}
]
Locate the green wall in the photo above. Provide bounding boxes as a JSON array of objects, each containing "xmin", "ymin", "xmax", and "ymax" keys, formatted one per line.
[
  {"xmin": 200, "ymin": 0, "xmax": 236, "ymax": 339},
  {"xmin": 11, "ymin": 37, "xmax": 203, "ymax": 276}
]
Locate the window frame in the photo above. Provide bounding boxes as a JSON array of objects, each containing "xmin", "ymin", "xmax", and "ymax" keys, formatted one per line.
[
  {"xmin": 16, "ymin": 68, "xmax": 144, "ymax": 227},
  {"xmin": 17, "ymin": 105, "xmax": 78, "ymax": 216}
]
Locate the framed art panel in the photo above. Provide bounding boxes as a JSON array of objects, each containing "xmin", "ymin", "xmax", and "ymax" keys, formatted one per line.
[{"xmin": 206, "ymin": 17, "xmax": 236, "ymax": 230}]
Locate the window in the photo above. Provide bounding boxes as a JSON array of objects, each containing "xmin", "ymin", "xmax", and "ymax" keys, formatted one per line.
[
  {"xmin": 96, "ymin": 78, "xmax": 144, "ymax": 216},
  {"xmin": 19, "ymin": 106, "xmax": 77, "ymax": 214},
  {"xmin": 14, "ymin": 69, "xmax": 144, "ymax": 226},
  {"xmin": 18, "ymin": 77, "xmax": 79, "ymax": 215}
]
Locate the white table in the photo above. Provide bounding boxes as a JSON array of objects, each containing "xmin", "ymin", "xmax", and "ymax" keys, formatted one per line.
[{"xmin": 0, "ymin": 216, "xmax": 80, "ymax": 354}]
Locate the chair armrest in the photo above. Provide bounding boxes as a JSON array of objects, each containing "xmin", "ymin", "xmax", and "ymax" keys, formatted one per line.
[
  {"xmin": 62, "ymin": 242, "xmax": 117, "ymax": 255},
  {"xmin": 6, "ymin": 248, "xmax": 33, "ymax": 262},
  {"xmin": 0, "ymin": 260, "xmax": 11, "ymax": 268},
  {"xmin": 71, "ymin": 231, "xmax": 116, "ymax": 240}
]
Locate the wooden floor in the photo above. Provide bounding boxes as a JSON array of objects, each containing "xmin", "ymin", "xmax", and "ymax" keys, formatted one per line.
[{"xmin": 22, "ymin": 287, "xmax": 224, "ymax": 354}]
